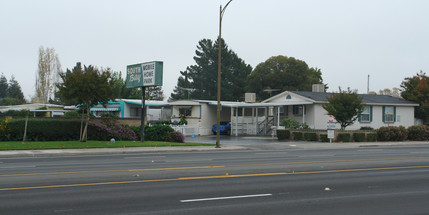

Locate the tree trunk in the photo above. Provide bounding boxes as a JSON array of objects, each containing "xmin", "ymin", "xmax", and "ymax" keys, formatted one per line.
[{"xmin": 81, "ymin": 106, "xmax": 90, "ymax": 142}]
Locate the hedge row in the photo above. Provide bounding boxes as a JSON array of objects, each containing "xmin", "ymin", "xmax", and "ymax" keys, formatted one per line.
[
  {"xmin": 277, "ymin": 125, "xmax": 429, "ymax": 142},
  {"xmin": 0, "ymin": 118, "xmax": 185, "ymax": 142}
]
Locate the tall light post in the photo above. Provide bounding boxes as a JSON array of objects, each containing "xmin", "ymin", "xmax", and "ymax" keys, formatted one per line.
[{"xmin": 216, "ymin": 0, "xmax": 233, "ymax": 148}]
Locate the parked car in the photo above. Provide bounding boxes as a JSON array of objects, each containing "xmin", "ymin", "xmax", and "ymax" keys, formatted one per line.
[{"xmin": 212, "ymin": 121, "xmax": 231, "ymax": 135}]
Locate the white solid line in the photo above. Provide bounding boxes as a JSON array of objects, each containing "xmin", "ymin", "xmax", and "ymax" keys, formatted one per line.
[{"xmin": 181, "ymin": 193, "xmax": 272, "ymax": 203}]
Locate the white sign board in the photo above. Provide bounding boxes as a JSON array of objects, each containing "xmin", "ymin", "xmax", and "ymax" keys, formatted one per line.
[{"xmin": 327, "ymin": 130, "xmax": 335, "ymax": 139}]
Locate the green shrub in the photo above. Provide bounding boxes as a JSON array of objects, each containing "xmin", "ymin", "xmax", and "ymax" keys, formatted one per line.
[
  {"xmin": 292, "ymin": 132, "xmax": 303, "ymax": 140},
  {"xmin": 0, "ymin": 109, "xmax": 31, "ymax": 117},
  {"xmin": 367, "ymin": 133, "xmax": 377, "ymax": 142},
  {"xmin": 377, "ymin": 126, "xmax": 408, "ymax": 141},
  {"xmin": 353, "ymin": 133, "xmax": 366, "ymax": 142},
  {"xmin": 360, "ymin": 126, "xmax": 374, "ymax": 131},
  {"xmin": 7, "ymin": 118, "xmax": 82, "ymax": 141},
  {"xmin": 407, "ymin": 125, "xmax": 429, "ymax": 141},
  {"xmin": 159, "ymin": 120, "xmax": 172, "ymax": 125},
  {"xmin": 144, "ymin": 124, "xmax": 174, "ymax": 141},
  {"xmin": 64, "ymin": 111, "xmax": 80, "ymax": 117},
  {"xmin": 336, "ymin": 133, "xmax": 351, "ymax": 142},
  {"xmin": 319, "ymin": 134, "xmax": 329, "ymax": 142},
  {"xmin": 277, "ymin": 129, "xmax": 290, "ymax": 140},
  {"xmin": 280, "ymin": 118, "xmax": 309, "ymax": 129},
  {"xmin": 304, "ymin": 132, "xmax": 318, "ymax": 141}
]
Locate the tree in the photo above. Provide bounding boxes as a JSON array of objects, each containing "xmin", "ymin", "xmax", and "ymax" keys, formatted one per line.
[
  {"xmin": 35, "ymin": 46, "xmax": 62, "ymax": 103},
  {"xmin": 146, "ymin": 86, "xmax": 164, "ymax": 101},
  {"xmin": 170, "ymin": 38, "xmax": 252, "ymax": 101},
  {"xmin": 0, "ymin": 74, "xmax": 8, "ymax": 98},
  {"xmin": 246, "ymin": 55, "xmax": 324, "ymax": 101},
  {"xmin": 8, "ymin": 75, "xmax": 25, "ymax": 103},
  {"xmin": 401, "ymin": 71, "xmax": 429, "ymax": 123},
  {"xmin": 56, "ymin": 62, "xmax": 115, "ymax": 142},
  {"xmin": 323, "ymin": 88, "xmax": 364, "ymax": 130},
  {"xmin": 378, "ymin": 87, "xmax": 401, "ymax": 98}
]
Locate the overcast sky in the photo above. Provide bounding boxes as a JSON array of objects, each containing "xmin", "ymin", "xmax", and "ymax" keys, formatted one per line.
[{"xmin": 1, "ymin": 0, "xmax": 428, "ymax": 101}]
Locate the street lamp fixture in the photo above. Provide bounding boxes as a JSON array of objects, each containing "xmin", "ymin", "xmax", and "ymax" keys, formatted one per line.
[{"xmin": 216, "ymin": 0, "xmax": 233, "ymax": 148}]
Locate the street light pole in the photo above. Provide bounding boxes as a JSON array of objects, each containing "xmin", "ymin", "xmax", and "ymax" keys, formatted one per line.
[{"xmin": 216, "ymin": 0, "xmax": 233, "ymax": 148}]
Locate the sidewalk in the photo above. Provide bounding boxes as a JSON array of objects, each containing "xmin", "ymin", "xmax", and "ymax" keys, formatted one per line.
[
  {"xmin": 0, "ymin": 137, "xmax": 428, "ymax": 157},
  {"xmin": 0, "ymin": 145, "xmax": 248, "ymax": 157}
]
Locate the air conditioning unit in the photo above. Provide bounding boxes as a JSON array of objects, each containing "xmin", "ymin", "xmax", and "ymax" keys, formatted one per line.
[
  {"xmin": 245, "ymin": 93, "xmax": 256, "ymax": 103},
  {"xmin": 312, "ymin": 84, "xmax": 325, "ymax": 92}
]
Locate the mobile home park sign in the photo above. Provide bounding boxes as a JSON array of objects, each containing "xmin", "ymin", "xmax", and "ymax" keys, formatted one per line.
[{"xmin": 126, "ymin": 61, "xmax": 163, "ymax": 88}]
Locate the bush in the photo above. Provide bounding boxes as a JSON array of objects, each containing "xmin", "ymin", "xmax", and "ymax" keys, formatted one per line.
[
  {"xmin": 319, "ymin": 134, "xmax": 330, "ymax": 142},
  {"xmin": 377, "ymin": 126, "xmax": 408, "ymax": 141},
  {"xmin": 367, "ymin": 133, "xmax": 377, "ymax": 142},
  {"xmin": 336, "ymin": 133, "xmax": 351, "ymax": 142},
  {"xmin": 360, "ymin": 126, "xmax": 374, "ymax": 131},
  {"xmin": 64, "ymin": 111, "xmax": 81, "ymax": 117},
  {"xmin": 280, "ymin": 118, "xmax": 309, "ymax": 129},
  {"xmin": 7, "ymin": 118, "xmax": 82, "ymax": 141},
  {"xmin": 159, "ymin": 120, "xmax": 172, "ymax": 125},
  {"xmin": 166, "ymin": 130, "xmax": 186, "ymax": 143},
  {"xmin": 304, "ymin": 132, "xmax": 318, "ymax": 141},
  {"xmin": 407, "ymin": 125, "xmax": 429, "ymax": 141},
  {"xmin": 0, "ymin": 109, "xmax": 31, "ymax": 117},
  {"xmin": 292, "ymin": 132, "xmax": 303, "ymax": 140},
  {"xmin": 353, "ymin": 133, "xmax": 366, "ymax": 142},
  {"xmin": 144, "ymin": 124, "xmax": 174, "ymax": 141},
  {"xmin": 88, "ymin": 118, "xmax": 137, "ymax": 141},
  {"xmin": 277, "ymin": 129, "xmax": 291, "ymax": 140}
]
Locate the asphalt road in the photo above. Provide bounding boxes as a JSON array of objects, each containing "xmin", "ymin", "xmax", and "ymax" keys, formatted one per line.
[{"xmin": 1, "ymin": 145, "xmax": 429, "ymax": 214}]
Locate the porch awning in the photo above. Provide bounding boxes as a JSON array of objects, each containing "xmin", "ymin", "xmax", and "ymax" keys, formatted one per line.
[{"xmin": 90, "ymin": 107, "xmax": 120, "ymax": 112}]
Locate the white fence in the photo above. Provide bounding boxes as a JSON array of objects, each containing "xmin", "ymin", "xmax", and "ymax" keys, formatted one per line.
[{"xmin": 170, "ymin": 125, "xmax": 200, "ymax": 136}]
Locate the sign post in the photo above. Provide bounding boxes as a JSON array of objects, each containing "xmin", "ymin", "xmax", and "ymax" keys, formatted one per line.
[
  {"xmin": 327, "ymin": 115, "xmax": 335, "ymax": 143},
  {"xmin": 126, "ymin": 61, "xmax": 163, "ymax": 142}
]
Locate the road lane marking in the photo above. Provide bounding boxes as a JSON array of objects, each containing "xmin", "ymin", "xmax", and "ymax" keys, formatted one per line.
[
  {"xmin": 180, "ymin": 194, "xmax": 272, "ymax": 203},
  {"xmin": 1, "ymin": 156, "xmax": 427, "ymax": 177},
  {"xmin": 1, "ymin": 165, "xmax": 429, "ymax": 191}
]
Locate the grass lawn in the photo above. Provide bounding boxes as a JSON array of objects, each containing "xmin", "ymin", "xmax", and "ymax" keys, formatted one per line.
[{"xmin": 0, "ymin": 141, "xmax": 214, "ymax": 150}]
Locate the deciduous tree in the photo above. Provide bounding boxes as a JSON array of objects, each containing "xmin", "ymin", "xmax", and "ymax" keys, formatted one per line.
[
  {"xmin": 35, "ymin": 46, "xmax": 62, "ymax": 103},
  {"xmin": 56, "ymin": 62, "xmax": 114, "ymax": 142},
  {"xmin": 247, "ymin": 55, "xmax": 324, "ymax": 101},
  {"xmin": 401, "ymin": 71, "xmax": 429, "ymax": 123},
  {"xmin": 323, "ymin": 88, "xmax": 364, "ymax": 130}
]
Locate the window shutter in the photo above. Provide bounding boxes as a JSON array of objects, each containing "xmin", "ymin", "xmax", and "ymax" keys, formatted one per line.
[
  {"xmin": 394, "ymin": 106, "xmax": 396, "ymax": 122},
  {"xmin": 370, "ymin": 106, "xmax": 373, "ymax": 122},
  {"xmin": 358, "ymin": 114, "xmax": 361, "ymax": 122},
  {"xmin": 382, "ymin": 106, "xmax": 385, "ymax": 122}
]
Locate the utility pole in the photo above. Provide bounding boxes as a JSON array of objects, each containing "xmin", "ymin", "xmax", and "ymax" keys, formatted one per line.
[{"xmin": 216, "ymin": 0, "xmax": 233, "ymax": 148}]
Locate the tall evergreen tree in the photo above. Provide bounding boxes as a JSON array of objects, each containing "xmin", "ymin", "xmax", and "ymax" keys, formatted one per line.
[
  {"xmin": 0, "ymin": 74, "xmax": 8, "ymax": 98},
  {"xmin": 170, "ymin": 38, "xmax": 252, "ymax": 101},
  {"xmin": 8, "ymin": 75, "xmax": 25, "ymax": 103}
]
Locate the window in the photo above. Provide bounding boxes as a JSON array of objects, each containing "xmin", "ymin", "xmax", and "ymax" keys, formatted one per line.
[
  {"xmin": 293, "ymin": 105, "xmax": 304, "ymax": 116},
  {"xmin": 359, "ymin": 106, "xmax": 372, "ymax": 122},
  {"xmin": 383, "ymin": 106, "xmax": 396, "ymax": 123},
  {"xmin": 178, "ymin": 106, "xmax": 192, "ymax": 117}
]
